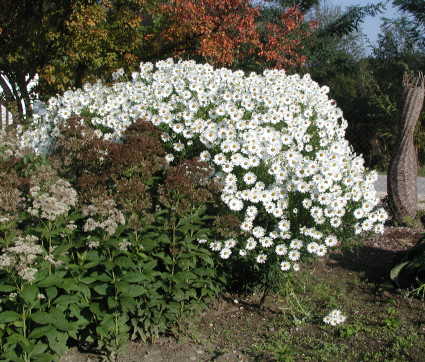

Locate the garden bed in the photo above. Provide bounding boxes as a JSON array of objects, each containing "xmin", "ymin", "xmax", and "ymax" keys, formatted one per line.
[{"xmin": 61, "ymin": 226, "xmax": 425, "ymax": 361}]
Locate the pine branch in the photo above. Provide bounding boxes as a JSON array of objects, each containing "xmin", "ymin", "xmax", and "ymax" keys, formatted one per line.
[{"xmin": 315, "ymin": 2, "xmax": 386, "ymax": 38}]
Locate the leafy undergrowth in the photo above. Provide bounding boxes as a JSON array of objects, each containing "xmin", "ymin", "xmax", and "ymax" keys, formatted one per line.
[{"xmin": 62, "ymin": 227, "xmax": 425, "ymax": 362}]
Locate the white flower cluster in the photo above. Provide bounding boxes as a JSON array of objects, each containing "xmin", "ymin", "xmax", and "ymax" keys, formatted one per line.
[
  {"xmin": 323, "ymin": 309, "xmax": 347, "ymax": 326},
  {"xmin": 21, "ymin": 58, "xmax": 387, "ymax": 270},
  {"xmin": 0, "ymin": 235, "xmax": 43, "ymax": 282},
  {"xmin": 28, "ymin": 179, "xmax": 78, "ymax": 221},
  {"xmin": 82, "ymin": 197, "xmax": 125, "ymax": 236}
]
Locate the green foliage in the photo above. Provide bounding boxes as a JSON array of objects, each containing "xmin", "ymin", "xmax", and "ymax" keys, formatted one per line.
[
  {"xmin": 383, "ymin": 307, "xmax": 400, "ymax": 330},
  {"xmin": 338, "ymin": 324, "xmax": 360, "ymax": 338},
  {"xmin": 393, "ymin": 0, "xmax": 425, "ymax": 49},
  {"xmin": 390, "ymin": 233, "xmax": 425, "ymax": 299},
  {"xmin": 0, "ymin": 125, "xmax": 223, "ymax": 360},
  {"xmin": 301, "ymin": 1, "xmax": 425, "ymax": 172}
]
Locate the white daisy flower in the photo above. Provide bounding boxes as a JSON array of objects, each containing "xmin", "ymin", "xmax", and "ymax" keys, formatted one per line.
[
  {"xmin": 256, "ymin": 254, "xmax": 267, "ymax": 264},
  {"xmin": 280, "ymin": 261, "xmax": 291, "ymax": 271},
  {"xmin": 288, "ymin": 250, "xmax": 300, "ymax": 261},
  {"xmin": 307, "ymin": 242, "xmax": 319, "ymax": 254},
  {"xmin": 220, "ymin": 248, "xmax": 232, "ymax": 259},
  {"xmin": 210, "ymin": 241, "xmax": 222, "ymax": 251},
  {"xmin": 245, "ymin": 237, "xmax": 257, "ymax": 250},
  {"xmin": 275, "ymin": 244, "xmax": 288, "ymax": 256},
  {"xmin": 290, "ymin": 239, "xmax": 303, "ymax": 250}
]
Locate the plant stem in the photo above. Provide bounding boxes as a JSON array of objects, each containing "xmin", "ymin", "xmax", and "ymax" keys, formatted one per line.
[{"xmin": 22, "ymin": 306, "xmax": 29, "ymax": 362}]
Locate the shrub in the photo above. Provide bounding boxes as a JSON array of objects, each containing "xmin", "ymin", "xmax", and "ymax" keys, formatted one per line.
[
  {"xmin": 20, "ymin": 58, "xmax": 388, "ymax": 276},
  {"xmin": 0, "ymin": 126, "xmax": 222, "ymax": 360}
]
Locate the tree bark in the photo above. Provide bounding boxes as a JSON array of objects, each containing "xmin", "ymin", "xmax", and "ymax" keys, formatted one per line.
[{"xmin": 387, "ymin": 71, "xmax": 424, "ymax": 227}]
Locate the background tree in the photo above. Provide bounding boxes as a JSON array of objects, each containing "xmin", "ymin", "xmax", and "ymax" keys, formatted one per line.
[
  {"xmin": 147, "ymin": 0, "xmax": 317, "ymax": 70},
  {"xmin": 0, "ymin": 0, "xmax": 319, "ymax": 123},
  {"xmin": 359, "ymin": 14, "xmax": 425, "ymax": 170},
  {"xmin": 393, "ymin": 0, "xmax": 425, "ymax": 48},
  {"xmin": 288, "ymin": 1, "xmax": 425, "ymax": 174},
  {"xmin": 1, "ymin": 0, "xmax": 411, "ymax": 132},
  {"xmin": 0, "ymin": 0, "xmax": 154, "ymax": 123},
  {"xmin": 0, "ymin": 0, "xmax": 70, "ymax": 122}
]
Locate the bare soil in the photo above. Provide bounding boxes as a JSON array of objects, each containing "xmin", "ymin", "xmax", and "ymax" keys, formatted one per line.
[{"xmin": 61, "ymin": 226, "xmax": 425, "ymax": 361}]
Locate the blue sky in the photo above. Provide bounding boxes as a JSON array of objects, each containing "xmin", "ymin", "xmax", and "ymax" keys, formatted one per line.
[{"xmin": 329, "ymin": 0, "xmax": 404, "ymax": 45}]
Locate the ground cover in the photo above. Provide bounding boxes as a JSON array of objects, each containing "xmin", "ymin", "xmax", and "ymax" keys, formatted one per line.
[{"xmin": 62, "ymin": 226, "xmax": 425, "ymax": 362}]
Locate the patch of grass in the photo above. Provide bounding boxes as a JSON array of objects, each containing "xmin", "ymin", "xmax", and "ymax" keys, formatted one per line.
[
  {"xmin": 251, "ymin": 328, "xmax": 295, "ymax": 361},
  {"xmin": 65, "ymin": 239, "xmax": 425, "ymax": 361},
  {"xmin": 238, "ymin": 257, "xmax": 424, "ymax": 361}
]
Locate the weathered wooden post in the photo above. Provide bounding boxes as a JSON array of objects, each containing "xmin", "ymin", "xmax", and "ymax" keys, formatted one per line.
[{"xmin": 387, "ymin": 71, "xmax": 424, "ymax": 227}]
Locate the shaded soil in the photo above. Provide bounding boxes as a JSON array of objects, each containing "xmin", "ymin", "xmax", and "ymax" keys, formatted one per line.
[{"xmin": 62, "ymin": 226, "xmax": 425, "ymax": 361}]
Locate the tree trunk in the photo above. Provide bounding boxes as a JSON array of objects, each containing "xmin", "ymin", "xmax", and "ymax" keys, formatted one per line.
[{"xmin": 387, "ymin": 71, "xmax": 424, "ymax": 227}]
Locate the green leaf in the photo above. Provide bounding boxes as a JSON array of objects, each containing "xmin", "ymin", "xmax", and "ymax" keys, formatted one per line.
[
  {"xmin": 45, "ymin": 330, "xmax": 68, "ymax": 355},
  {"xmin": 45, "ymin": 286, "xmax": 58, "ymax": 300},
  {"xmin": 93, "ymin": 283, "xmax": 111, "ymax": 296},
  {"xmin": 0, "ymin": 284, "xmax": 17, "ymax": 292},
  {"xmin": 2, "ymin": 349, "xmax": 21, "ymax": 361},
  {"xmin": 54, "ymin": 294, "xmax": 80, "ymax": 306},
  {"xmin": 107, "ymin": 296, "xmax": 119, "ymax": 309},
  {"xmin": 50, "ymin": 228, "xmax": 71, "ymax": 237},
  {"xmin": 125, "ymin": 285, "xmax": 147, "ymax": 298},
  {"xmin": 52, "ymin": 244, "xmax": 72, "ymax": 256},
  {"xmin": 79, "ymin": 276, "xmax": 97, "ymax": 284},
  {"xmin": 104, "ymin": 261, "xmax": 115, "ymax": 270},
  {"xmin": 175, "ymin": 271, "xmax": 197, "ymax": 282},
  {"xmin": 5, "ymin": 331, "xmax": 30, "ymax": 346},
  {"xmin": 115, "ymin": 256, "xmax": 136, "ymax": 269},
  {"xmin": 5, "ymin": 229, "xmax": 18, "ymax": 244},
  {"xmin": 0, "ymin": 311, "xmax": 21, "ymax": 323},
  {"xmin": 90, "ymin": 271, "xmax": 113, "ymax": 282},
  {"xmin": 141, "ymin": 238, "xmax": 158, "ymax": 251},
  {"xmin": 121, "ymin": 271, "xmax": 145, "ymax": 283},
  {"xmin": 120, "ymin": 296, "xmax": 136, "ymax": 313},
  {"xmin": 96, "ymin": 325, "xmax": 109, "ymax": 338},
  {"xmin": 201, "ymin": 287, "xmax": 212, "ymax": 297},
  {"xmin": 31, "ymin": 312, "xmax": 53, "ymax": 325},
  {"xmin": 390, "ymin": 261, "xmax": 409, "ymax": 282},
  {"xmin": 28, "ymin": 353, "xmax": 57, "ymax": 362},
  {"xmin": 186, "ymin": 288, "xmax": 197, "ymax": 299},
  {"xmin": 29, "ymin": 326, "xmax": 56, "ymax": 339},
  {"xmin": 20, "ymin": 284, "xmax": 38, "ymax": 304},
  {"xmin": 115, "ymin": 280, "xmax": 130, "ymax": 295},
  {"xmin": 89, "ymin": 302, "xmax": 103, "ymax": 315},
  {"xmin": 143, "ymin": 259, "xmax": 158, "ymax": 272},
  {"xmin": 171, "ymin": 288, "xmax": 185, "ymax": 302},
  {"xmin": 50, "ymin": 307, "xmax": 73, "ymax": 331},
  {"xmin": 100, "ymin": 313, "xmax": 114, "ymax": 326},
  {"xmin": 83, "ymin": 260, "xmax": 101, "ymax": 268},
  {"xmin": 28, "ymin": 342, "xmax": 48, "ymax": 357},
  {"xmin": 177, "ymin": 222, "xmax": 196, "ymax": 234},
  {"xmin": 62, "ymin": 278, "xmax": 78, "ymax": 292},
  {"xmin": 37, "ymin": 272, "xmax": 67, "ymax": 287},
  {"xmin": 78, "ymin": 283, "xmax": 91, "ymax": 298},
  {"xmin": 158, "ymin": 234, "xmax": 171, "ymax": 244}
]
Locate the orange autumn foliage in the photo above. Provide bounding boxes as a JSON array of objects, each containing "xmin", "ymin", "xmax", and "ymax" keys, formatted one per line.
[{"xmin": 151, "ymin": 0, "xmax": 317, "ymax": 69}]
